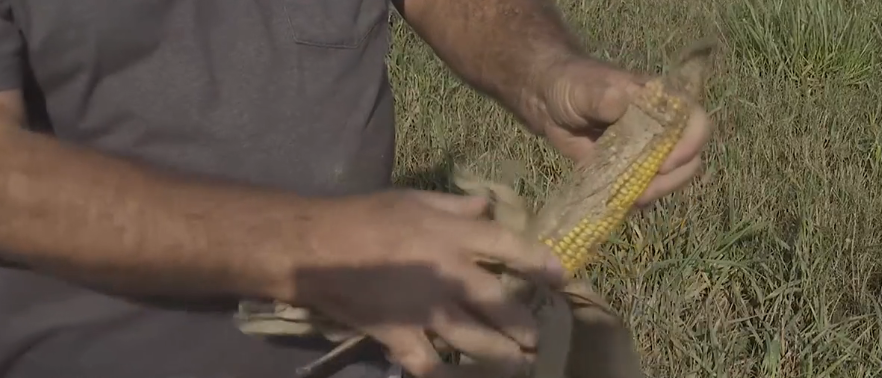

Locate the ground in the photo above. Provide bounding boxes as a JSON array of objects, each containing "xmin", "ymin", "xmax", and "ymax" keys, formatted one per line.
[{"xmin": 386, "ymin": 0, "xmax": 882, "ymax": 376}]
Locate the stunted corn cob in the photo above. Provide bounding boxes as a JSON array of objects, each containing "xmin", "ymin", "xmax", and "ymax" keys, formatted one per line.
[
  {"xmin": 526, "ymin": 41, "xmax": 714, "ymax": 276},
  {"xmin": 539, "ymin": 80, "xmax": 692, "ymax": 274}
]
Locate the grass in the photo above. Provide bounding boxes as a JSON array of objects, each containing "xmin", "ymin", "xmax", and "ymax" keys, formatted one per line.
[{"xmin": 385, "ymin": 0, "xmax": 882, "ymax": 376}]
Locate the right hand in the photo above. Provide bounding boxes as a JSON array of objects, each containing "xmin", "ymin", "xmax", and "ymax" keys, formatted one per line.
[{"xmin": 290, "ymin": 189, "xmax": 565, "ymax": 378}]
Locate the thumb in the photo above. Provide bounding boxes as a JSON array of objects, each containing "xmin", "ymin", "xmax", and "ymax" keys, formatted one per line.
[
  {"xmin": 569, "ymin": 80, "xmax": 632, "ymax": 125},
  {"xmin": 549, "ymin": 64, "xmax": 648, "ymax": 129}
]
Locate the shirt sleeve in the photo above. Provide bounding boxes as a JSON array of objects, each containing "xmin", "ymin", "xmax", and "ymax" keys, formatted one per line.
[{"xmin": 0, "ymin": 2, "xmax": 23, "ymax": 91}]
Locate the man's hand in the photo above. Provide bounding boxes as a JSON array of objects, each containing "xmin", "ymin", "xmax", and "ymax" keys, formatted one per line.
[
  {"xmin": 532, "ymin": 59, "xmax": 713, "ymax": 207},
  {"xmin": 0, "ymin": 81, "xmax": 561, "ymax": 378},
  {"xmin": 393, "ymin": 0, "xmax": 712, "ymax": 207},
  {"xmin": 290, "ymin": 190, "xmax": 565, "ymax": 378}
]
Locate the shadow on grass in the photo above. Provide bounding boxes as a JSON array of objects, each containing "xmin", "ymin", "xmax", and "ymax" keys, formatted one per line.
[{"xmin": 392, "ymin": 152, "xmax": 462, "ymax": 194}]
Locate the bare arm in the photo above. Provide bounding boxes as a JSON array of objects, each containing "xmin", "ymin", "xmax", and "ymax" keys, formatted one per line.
[
  {"xmin": 0, "ymin": 89, "xmax": 312, "ymax": 301},
  {"xmin": 391, "ymin": 0, "xmax": 592, "ymax": 134}
]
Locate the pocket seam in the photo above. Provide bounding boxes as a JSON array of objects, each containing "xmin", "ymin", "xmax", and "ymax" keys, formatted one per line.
[{"xmin": 282, "ymin": 2, "xmax": 385, "ymax": 49}]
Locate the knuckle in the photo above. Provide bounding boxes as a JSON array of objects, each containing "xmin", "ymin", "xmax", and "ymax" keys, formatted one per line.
[
  {"xmin": 467, "ymin": 277, "xmax": 505, "ymax": 303},
  {"xmin": 690, "ymin": 106, "xmax": 714, "ymax": 134},
  {"xmin": 492, "ymin": 228, "xmax": 527, "ymax": 256},
  {"xmin": 459, "ymin": 274, "xmax": 510, "ymax": 312}
]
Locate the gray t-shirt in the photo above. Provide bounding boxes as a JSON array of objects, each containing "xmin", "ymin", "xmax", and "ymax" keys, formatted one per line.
[{"xmin": 0, "ymin": 1, "xmax": 397, "ymax": 377}]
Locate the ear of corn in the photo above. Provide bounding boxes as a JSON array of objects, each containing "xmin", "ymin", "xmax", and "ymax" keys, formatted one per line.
[{"xmin": 540, "ymin": 79, "xmax": 694, "ymax": 275}]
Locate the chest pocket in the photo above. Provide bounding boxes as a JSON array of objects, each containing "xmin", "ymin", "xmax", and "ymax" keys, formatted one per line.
[{"xmin": 283, "ymin": 0, "xmax": 388, "ymax": 49}]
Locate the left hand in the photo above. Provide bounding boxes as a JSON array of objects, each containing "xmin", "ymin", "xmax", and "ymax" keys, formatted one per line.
[{"xmin": 527, "ymin": 58, "xmax": 713, "ymax": 208}]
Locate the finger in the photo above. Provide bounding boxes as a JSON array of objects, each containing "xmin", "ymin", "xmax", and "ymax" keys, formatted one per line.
[
  {"xmin": 452, "ymin": 265, "xmax": 539, "ymax": 350},
  {"xmin": 448, "ymin": 220, "xmax": 564, "ymax": 285},
  {"xmin": 430, "ymin": 304, "xmax": 531, "ymax": 376},
  {"xmin": 659, "ymin": 106, "xmax": 713, "ymax": 174},
  {"xmin": 571, "ymin": 80, "xmax": 631, "ymax": 125},
  {"xmin": 543, "ymin": 124, "xmax": 597, "ymax": 162},
  {"xmin": 636, "ymin": 154, "xmax": 702, "ymax": 206},
  {"xmin": 411, "ymin": 191, "xmax": 490, "ymax": 218},
  {"xmin": 566, "ymin": 67, "xmax": 646, "ymax": 126},
  {"xmin": 373, "ymin": 326, "xmax": 454, "ymax": 378}
]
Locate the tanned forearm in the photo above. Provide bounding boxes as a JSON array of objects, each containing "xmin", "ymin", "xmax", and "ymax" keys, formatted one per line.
[
  {"xmin": 0, "ymin": 95, "xmax": 310, "ymax": 301},
  {"xmin": 393, "ymin": 0, "xmax": 587, "ymax": 133}
]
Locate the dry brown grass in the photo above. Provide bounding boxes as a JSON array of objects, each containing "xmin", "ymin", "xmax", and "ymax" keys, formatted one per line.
[{"xmin": 387, "ymin": 0, "xmax": 882, "ymax": 376}]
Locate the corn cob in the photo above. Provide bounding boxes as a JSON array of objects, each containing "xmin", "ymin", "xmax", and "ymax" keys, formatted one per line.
[
  {"xmin": 538, "ymin": 79, "xmax": 693, "ymax": 274},
  {"xmin": 526, "ymin": 41, "xmax": 714, "ymax": 277}
]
